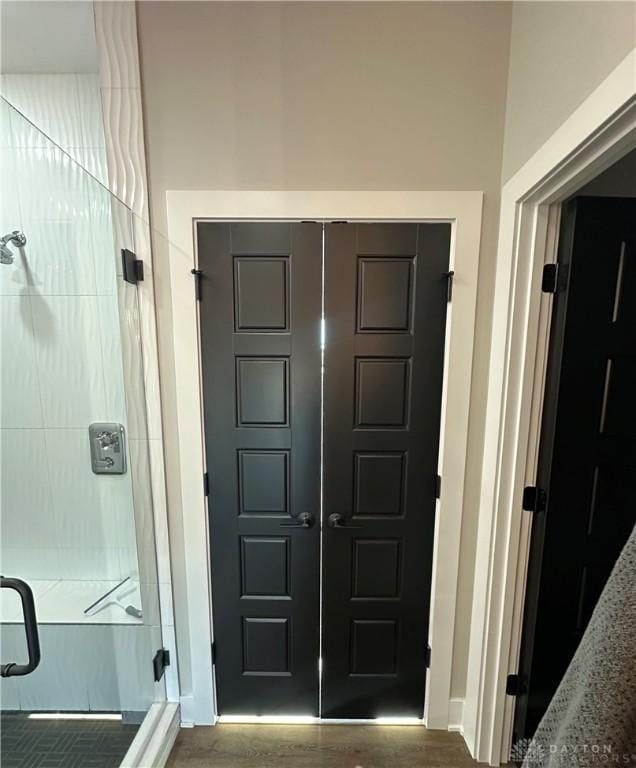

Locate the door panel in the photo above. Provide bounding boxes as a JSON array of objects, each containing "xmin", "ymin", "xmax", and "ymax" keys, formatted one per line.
[
  {"xmin": 515, "ymin": 197, "xmax": 636, "ymax": 739},
  {"xmin": 198, "ymin": 222, "xmax": 322, "ymax": 715},
  {"xmin": 321, "ymin": 223, "xmax": 451, "ymax": 718}
]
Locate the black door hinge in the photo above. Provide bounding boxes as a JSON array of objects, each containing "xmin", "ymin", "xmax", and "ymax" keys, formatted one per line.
[
  {"xmin": 522, "ymin": 486, "xmax": 547, "ymax": 513},
  {"xmin": 541, "ymin": 263, "xmax": 559, "ymax": 293},
  {"xmin": 122, "ymin": 249, "xmax": 144, "ymax": 284},
  {"xmin": 425, "ymin": 645, "xmax": 432, "ymax": 668},
  {"xmin": 211, "ymin": 641, "xmax": 217, "ymax": 664},
  {"xmin": 445, "ymin": 270, "xmax": 455, "ymax": 302},
  {"xmin": 203, "ymin": 471, "xmax": 210, "ymax": 497},
  {"xmin": 191, "ymin": 268, "xmax": 204, "ymax": 301},
  {"xmin": 506, "ymin": 673, "xmax": 526, "ymax": 696},
  {"xmin": 435, "ymin": 474, "xmax": 442, "ymax": 499},
  {"xmin": 153, "ymin": 648, "xmax": 170, "ymax": 682}
]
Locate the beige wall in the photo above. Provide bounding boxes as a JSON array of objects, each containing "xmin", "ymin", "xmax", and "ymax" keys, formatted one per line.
[
  {"xmin": 502, "ymin": 1, "xmax": 636, "ymax": 182},
  {"xmin": 137, "ymin": 0, "xmax": 512, "ymax": 705}
]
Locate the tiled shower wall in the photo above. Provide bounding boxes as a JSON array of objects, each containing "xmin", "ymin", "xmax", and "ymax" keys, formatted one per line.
[
  {"xmin": 0, "ymin": 76, "xmax": 138, "ymax": 583},
  {"xmin": 1, "ymin": 74, "xmax": 108, "ymax": 186}
]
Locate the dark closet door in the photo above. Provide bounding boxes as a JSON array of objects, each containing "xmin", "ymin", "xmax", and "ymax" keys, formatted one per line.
[
  {"xmin": 198, "ymin": 222, "xmax": 322, "ymax": 715},
  {"xmin": 515, "ymin": 197, "xmax": 636, "ymax": 740},
  {"xmin": 321, "ymin": 223, "xmax": 451, "ymax": 718}
]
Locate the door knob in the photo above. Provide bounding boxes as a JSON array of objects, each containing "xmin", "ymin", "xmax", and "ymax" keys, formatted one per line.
[
  {"xmin": 280, "ymin": 512, "xmax": 315, "ymax": 529},
  {"xmin": 327, "ymin": 513, "xmax": 361, "ymax": 529}
]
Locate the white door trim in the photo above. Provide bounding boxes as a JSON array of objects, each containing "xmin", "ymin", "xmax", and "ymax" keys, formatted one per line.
[
  {"xmin": 165, "ymin": 191, "xmax": 483, "ymax": 728},
  {"xmin": 464, "ymin": 50, "xmax": 636, "ymax": 765}
]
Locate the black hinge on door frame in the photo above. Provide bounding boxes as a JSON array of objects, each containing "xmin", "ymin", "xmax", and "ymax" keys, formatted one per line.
[
  {"xmin": 203, "ymin": 471, "xmax": 210, "ymax": 497},
  {"xmin": 435, "ymin": 474, "xmax": 442, "ymax": 499},
  {"xmin": 425, "ymin": 645, "xmax": 432, "ymax": 668},
  {"xmin": 445, "ymin": 270, "xmax": 455, "ymax": 302},
  {"xmin": 153, "ymin": 648, "xmax": 170, "ymax": 682},
  {"xmin": 122, "ymin": 249, "xmax": 144, "ymax": 284},
  {"xmin": 541, "ymin": 263, "xmax": 559, "ymax": 293},
  {"xmin": 522, "ymin": 486, "xmax": 547, "ymax": 513},
  {"xmin": 506, "ymin": 673, "xmax": 526, "ymax": 697},
  {"xmin": 191, "ymin": 268, "xmax": 204, "ymax": 301},
  {"xmin": 211, "ymin": 641, "xmax": 217, "ymax": 665}
]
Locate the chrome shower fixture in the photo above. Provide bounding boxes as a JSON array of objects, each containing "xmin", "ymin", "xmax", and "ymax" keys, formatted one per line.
[{"xmin": 0, "ymin": 230, "xmax": 27, "ymax": 265}]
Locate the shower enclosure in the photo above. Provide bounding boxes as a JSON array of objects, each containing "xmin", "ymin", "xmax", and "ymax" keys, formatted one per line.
[{"xmin": 0, "ymin": 98, "xmax": 168, "ymax": 767}]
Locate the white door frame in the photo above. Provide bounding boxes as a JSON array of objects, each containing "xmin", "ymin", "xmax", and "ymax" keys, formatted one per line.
[
  {"xmin": 165, "ymin": 191, "xmax": 482, "ymax": 728},
  {"xmin": 464, "ymin": 51, "xmax": 636, "ymax": 766}
]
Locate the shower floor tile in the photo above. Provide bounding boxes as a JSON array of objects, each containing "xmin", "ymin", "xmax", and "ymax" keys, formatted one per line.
[{"xmin": 0, "ymin": 712, "xmax": 139, "ymax": 768}]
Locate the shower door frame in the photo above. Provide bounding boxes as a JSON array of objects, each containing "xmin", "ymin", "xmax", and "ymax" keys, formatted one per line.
[{"xmin": 166, "ymin": 190, "xmax": 483, "ymax": 729}]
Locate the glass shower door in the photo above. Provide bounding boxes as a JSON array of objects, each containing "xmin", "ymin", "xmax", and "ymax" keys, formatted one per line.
[{"xmin": 0, "ymin": 98, "xmax": 167, "ymax": 768}]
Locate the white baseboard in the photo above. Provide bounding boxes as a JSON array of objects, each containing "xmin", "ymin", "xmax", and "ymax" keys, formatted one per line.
[{"xmin": 448, "ymin": 698, "xmax": 464, "ymax": 734}]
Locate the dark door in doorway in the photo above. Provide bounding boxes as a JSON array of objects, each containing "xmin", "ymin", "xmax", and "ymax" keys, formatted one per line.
[
  {"xmin": 197, "ymin": 222, "xmax": 322, "ymax": 715},
  {"xmin": 514, "ymin": 197, "xmax": 636, "ymax": 740},
  {"xmin": 321, "ymin": 223, "xmax": 451, "ymax": 718}
]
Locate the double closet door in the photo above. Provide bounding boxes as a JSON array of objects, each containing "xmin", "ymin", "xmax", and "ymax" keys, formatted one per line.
[{"xmin": 198, "ymin": 222, "xmax": 450, "ymax": 718}]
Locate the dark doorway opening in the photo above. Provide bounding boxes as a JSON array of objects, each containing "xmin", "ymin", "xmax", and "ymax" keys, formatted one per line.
[{"xmin": 514, "ymin": 176, "xmax": 636, "ymax": 741}]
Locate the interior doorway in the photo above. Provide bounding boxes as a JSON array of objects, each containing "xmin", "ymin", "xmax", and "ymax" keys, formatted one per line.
[
  {"xmin": 197, "ymin": 222, "xmax": 451, "ymax": 718},
  {"xmin": 514, "ymin": 184, "xmax": 636, "ymax": 739}
]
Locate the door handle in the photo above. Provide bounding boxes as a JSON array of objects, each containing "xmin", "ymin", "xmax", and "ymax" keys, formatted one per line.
[
  {"xmin": 280, "ymin": 512, "xmax": 315, "ymax": 529},
  {"xmin": 0, "ymin": 576, "xmax": 41, "ymax": 677},
  {"xmin": 327, "ymin": 513, "xmax": 361, "ymax": 530}
]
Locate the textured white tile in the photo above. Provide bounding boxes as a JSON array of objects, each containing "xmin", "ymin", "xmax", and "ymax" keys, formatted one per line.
[
  {"xmin": 139, "ymin": 579, "xmax": 161, "ymax": 628},
  {"xmin": 119, "ymin": 547, "xmax": 139, "ymax": 579},
  {"xmin": 97, "ymin": 293, "xmax": 129, "ymax": 426},
  {"xmin": 0, "ymin": 146, "xmax": 22, "ymax": 237},
  {"xmin": 15, "ymin": 147, "xmax": 89, "ymax": 223},
  {"xmin": 0, "ymin": 97, "xmax": 13, "ymax": 148},
  {"xmin": 101, "ymin": 88, "xmax": 147, "ymax": 217},
  {"xmin": 88, "ymin": 625, "xmax": 156, "ymax": 713},
  {"xmin": 77, "ymin": 75, "xmax": 107, "ymax": 148},
  {"xmin": 42, "ymin": 429, "xmax": 133, "ymax": 552},
  {"xmin": 110, "ymin": 199, "xmax": 134, "ymax": 279},
  {"xmin": 2, "ymin": 75, "xmax": 83, "ymax": 150},
  {"xmin": 0, "ymin": 625, "xmax": 24, "ymax": 708},
  {"xmin": 85, "ymin": 627, "xmax": 125, "ymax": 711},
  {"xmin": 15, "ymin": 219, "xmax": 97, "ymax": 296},
  {"xmin": 148, "ymin": 438, "xmax": 171, "ymax": 588},
  {"xmin": 86, "ymin": 626, "xmax": 145, "ymax": 712},
  {"xmin": 115, "ymin": 282, "xmax": 147, "ymax": 441},
  {"xmin": 31, "ymin": 295, "xmax": 107, "ymax": 428},
  {"xmin": 78, "ymin": 146, "xmax": 110, "ymax": 188},
  {"xmin": 94, "ymin": 3, "xmax": 141, "ymax": 89},
  {"xmin": 0, "ymin": 233, "xmax": 32, "ymax": 298},
  {"xmin": 117, "ymin": 624, "xmax": 158, "ymax": 711},
  {"xmin": 133, "ymin": 219, "xmax": 163, "ymax": 441},
  {"xmin": 2, "ymin": 622, "xmax": 156, "ymax": 712},
  {"xmin": 128, "ymin": 439, "xmax": 157, "ymax": 581},
  {"xmin": 0, "ymin": 548, "xmax": 61, "ymax": 581},
  {"xmin": 17, "ymin": 625, "xmax": 90, "ymax": 710},
  {"xmin": 0, "ymin": 430, "xmax": 52, "ymax": 548},
  {"xmin": 56, "ymin": 547, "xmax": 124, "ymax": 581},
  {"xmin": 0, "ymin": 144, "xmax": 25, "ymax": 297},
  {"xmin": 86, "ymin": 183, "xmax": 121, "ymax": 295},
  {"xmin": 0, "ymin": 297, "xmax": 44, "ymax": 426}
]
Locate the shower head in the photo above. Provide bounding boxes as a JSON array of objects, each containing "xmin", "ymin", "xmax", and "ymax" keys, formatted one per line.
[{"xmin": 0, "ymin": 230, "xmax": 27, "ymax": 265}]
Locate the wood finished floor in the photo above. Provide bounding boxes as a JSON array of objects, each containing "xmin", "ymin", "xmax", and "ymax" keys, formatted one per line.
[{"xmin": 166, "ymin": 724, "xmax": 481, "ymax": 768}]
